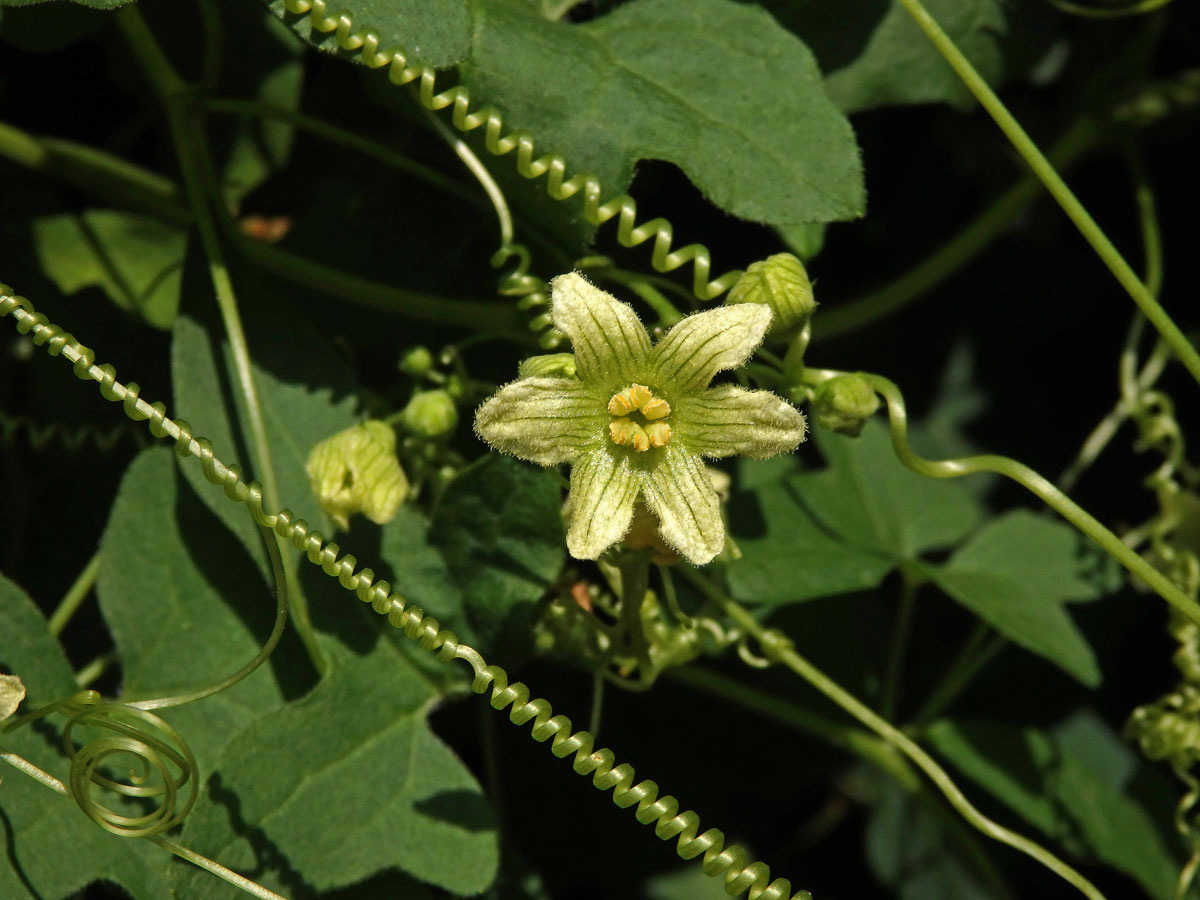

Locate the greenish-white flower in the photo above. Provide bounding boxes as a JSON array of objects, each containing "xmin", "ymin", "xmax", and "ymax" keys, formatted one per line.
[
  {"xmin": 306, "ymin": 421, "xmax": 409, "ymax": 530},
  {"xmin": 475, "ymin": 273, "xmax": 807, "ymax": 565}
]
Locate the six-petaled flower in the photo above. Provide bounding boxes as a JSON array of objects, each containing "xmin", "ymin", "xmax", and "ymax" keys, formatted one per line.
[{"xmin": 474, "ymin": 272, "xmax": 807, "ymax": 565}]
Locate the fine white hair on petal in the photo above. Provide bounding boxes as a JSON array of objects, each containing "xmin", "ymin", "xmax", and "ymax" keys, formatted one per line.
[
  {"xmin": 675, "ymin": 385, "xmax": 807, "ymax": 459},
  {"xmin": 549, "ymin": 272, "xmax": 652, "ymax": 383},
  {"xmin": 650, "ymin": 303, "xmax": 772, "ymax": 392},
  {"xmin": 474, "ymin": 377, "xmax": 606, "ymax": 466},
  {"xmin": 564, "ymin": 449, "xmax": 640, "ymax": 559},
  {"xmin": 638, "ymin": 444, "xmax": 725, "ymax": 565}
]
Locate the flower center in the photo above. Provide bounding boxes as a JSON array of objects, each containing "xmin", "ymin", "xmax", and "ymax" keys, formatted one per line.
[{"xmin": 607, "ymin": 384, "xmax": 671, "ymax": 452}]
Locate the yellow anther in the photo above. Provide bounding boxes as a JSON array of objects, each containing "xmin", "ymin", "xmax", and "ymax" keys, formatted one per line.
[
  {"xmin": 640, "ymin": 397, "xmax": 670, "ymax": 420},
  {"xmin": 609, "ymin": 418, "xmax": 631, "ymax": 445},
  {"xmin": 607, "ymin": 384, "xmax": 670, "ymax": 451},
  {"xmin": 645, "ymin": 421, "xmax": 671, "ymax": 448},
  {"xmin": 608, "ymin": 391, "xmax": 635, "ymax": 416}
]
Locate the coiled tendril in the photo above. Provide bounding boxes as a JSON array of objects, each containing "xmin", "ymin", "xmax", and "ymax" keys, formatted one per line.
[
  {"xmin": 4, "ymin": 690, "xmax": 198, "ymax": 838},
  {"xmin": 1, "ymin": 285, "xmax": 813, "ymax": 900},
  {"xmin": 0, "ymin": 409, "xmax": 143, "ymax": 452},
  {"xmin": 275, "ymin": 0, "xmax": 743, "ymax": 347}
]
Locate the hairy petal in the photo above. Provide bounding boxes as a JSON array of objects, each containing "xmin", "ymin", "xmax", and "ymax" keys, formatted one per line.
[
  {"xmin": 564, "ymin": 449, "xmax": 640, "ymax": 559},
  {"xmin": 651, "ymin": 303, "xmax": 772, "ymax": 393},
  {"xmin": 639, "ymin": 445, "xmax": 725, "ymax": 565},
  {"xmin": 550, "ymin": 272, "xmax": 652, "ymax": 383},
  {"xmin": 474, "ymin": 377, "xmax": 606, "ymax": 466},
  {"xmin": 675, "ymin": 385, "xmax": 807, "ymax": 459}
]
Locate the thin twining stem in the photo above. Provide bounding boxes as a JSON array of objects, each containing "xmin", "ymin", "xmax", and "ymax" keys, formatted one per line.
[{"xmin": 894, "ymin": 0, "xmax": 1200, "ymax": 388}]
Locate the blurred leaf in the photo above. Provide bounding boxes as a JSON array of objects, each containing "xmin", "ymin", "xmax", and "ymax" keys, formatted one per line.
[
  {"xmin": 0, "ymin": 1, "xmax": 110, "ymax": 51},
  {"xmin": 216, "ymin": 10, "xmax": 304, "ymax": 206},
  {"xmin": 32, "ymin": 210, "xmax": 185, "ymax": 329},
  {"xmin": 97, "ymin": 448, "xmax": 288, "ymax": 766},
  {"xmin": 801, "ymin": 421, "xmax": 982, "ymax": 559},
  {"xmin": 173, "ymin": 620, "xmax": 498, "ymax": 898},
  {"xmin": 929, "ymin": 510, "xmax": 1115, "ymax": 685},
  {"xmin": 926, "ymin": 716, "xmax": 1179, "ymax": 899},
  {"xmin": 429, "ymin": 455, "xmax": 566, "ymax": 653},
  {"xmin": 644, "ymin": 863, "xmax": 728, "ymax": 900},
  {"xmin": 171, "ymin": 238, "xmax": 359, "ymax": 568},
  {"xmin": 730, "ymin": 419, "xmax": 981, "ymax": 605},
  {"xmin": 462, "ymin": 0, "xmax": 865, "ymax": 226},
  {"xmin": 379, "ymin": 503, "xmax": 463, "ymax": 627},
  {"xmin": 0, "ymin": 574, "xmax": 172, "ymax": 900},
  {"xmin": 266, "ymin": 0, "xmax": 472, "ymax": 68},
  {"xmin": 726, "ymin": 474, "xmax": 895, "ymax": 605},
  {"xmin": 766, "ymin": 0, "xmax": 1007, "ymax": 113},
  {"xmin": 922, "ymin": 719, "xmax": 1062, "ymax": 837},
  {"xmin": 864, "ymin": 771, "xmax": 992, "ymax": 900}
]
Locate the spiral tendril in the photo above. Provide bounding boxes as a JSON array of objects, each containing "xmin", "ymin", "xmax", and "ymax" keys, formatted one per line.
[
  {"xmin": 4, "ymin": 690, "xmax": 198, "ymax": 838},
  {"xmin": 0, "ymin": 409, "xmax": 143, "ymax": 452},
  {"xmin": 276, "ymin": 0, "xmax": 743, "ymax": 346},
  {"xmin": 1, "ymin": 285, "xmax": 812, "ymax": 900}
]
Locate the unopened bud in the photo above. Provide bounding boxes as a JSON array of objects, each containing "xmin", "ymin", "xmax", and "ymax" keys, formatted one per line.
[
  {"xmin": 306, "ymin": 421, "xmax": 408, "ymax": 530},
  {"xmin": 812, "ymin": 374, "xmax": 879, "ymax": 437},
  {"xmin": 518, "ymin": 352, "xmax": 578, "ymax": 380},
  {"xmin": 403, "ymin": 390, "xmax": 458, "ymax": 438},
  {"xmin": 725, "ymin": 253, "xmax": 815, "ymax": 339},
  {"xmin": 399, "ymin": 346, "xmax": 434, "ymax": 377}
]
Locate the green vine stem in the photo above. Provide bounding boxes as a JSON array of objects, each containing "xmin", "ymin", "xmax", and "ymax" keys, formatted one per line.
[
  {"xmin": 1059, "ymin": 145, "xmax": 1168, "ymax": 492},
  {"xmin": 700, "ymin": 580, "xmax": 1110, "ymax": 900},
  {"xmin": 894, "ymin": 0, "xmax": 1200, "ymax": 388},
  {"xmin": 117, "ymin": 6, "xmax": 327, "ymax": 672},
  {"xmin": 804, "ymin": 367, "xmax": 1200, "ymax": 627},
  {"xmin": 816, "ymin": 117, "xmax": 1099, "ymax": 341},
  {"xmin": 0, "ymin": 120, "xmax": 188, "ymax": 226},
  {"xmin": 0, "ymin": 118, "xmax": 524, "ymax": 333},
  {"xmin": 202, "ymin": 96, "xmax": 488, "ymax": 209},
  {"xmin": 1, "ymin": 286, "xmax": 816, "ymax": 900},
  {"xmin": 47, "ymin": 551, "xmax": 102, "ymax": 638}
]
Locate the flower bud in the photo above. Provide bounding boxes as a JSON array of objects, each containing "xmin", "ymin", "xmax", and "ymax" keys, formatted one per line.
[
  {"xmin": 398, "ymin": 346, "xmax": 434, "ymax": 377},
  {"xmin": 812, "ymin": 374, "xmax": 879, "ymax": 437},
  {"xmin": 725, "ymin": 253, "xmax": 815, "ymax": 339},
  {"xmin": 518, "ymin": 352, "xmax": 578, "ymax": 380},
  {"xmin": 306, "ymin": 421, "xmax": 408, "ymax": 530},
  {"xmin": 403, "ymin": 390, "xmax": 459, "ymax": 438}
]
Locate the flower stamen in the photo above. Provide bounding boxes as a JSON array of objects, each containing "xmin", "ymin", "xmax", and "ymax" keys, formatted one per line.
[{"xmin": 608, "ymin": 384, "xmax": 672, "ymax": 452}]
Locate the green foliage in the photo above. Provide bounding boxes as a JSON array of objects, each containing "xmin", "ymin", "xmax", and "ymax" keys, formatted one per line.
[
  {"xmin": 767, "ymin": 0, "xmax": 1008, "ymax": 112},
  {"xmin": 427, "ymin": 455, "xmax": 566, "ymax": 651},
  {"xmin": 461, "ymin": 0, "xmax": 865, "ymax": 226},
  {"xmin": 1, "ymin": 1, "xmax": 1197, "ymax": 899},
  {"xmin": 172, "ymin": 630, "xmax": 498, "ymax": 898},
  {"xmin": 927, "ymin": 715, "xmax": 1179, "ymax": 899},
  {"xmin": 729, "ymin": 420, "xmax": 980, "ymax": 603},
  {"xmin": 929, "ymin": 510, "xmax": 1118, "ymax": 686},
  {"xmin": 171, "ymin": 242, "xmax": 358, "ymax": 566},
  {"xmin": 267, "ymin": 0, "xmax": 473, "ymax": 68},
  {"xmin": 97, "ymin": 448, "xmax": 286, "ymax": 765},
  {"xmin": 0, "ymin": 576, "xmax": 172, "ymax": 900},
  {"xmin": 32, "ymin": 210, "xmax": 185, "ymax": 329}
]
